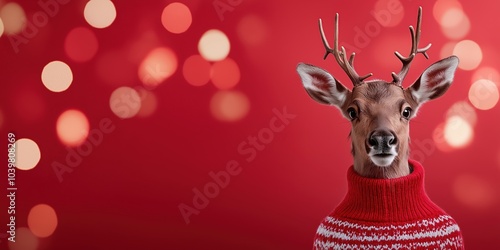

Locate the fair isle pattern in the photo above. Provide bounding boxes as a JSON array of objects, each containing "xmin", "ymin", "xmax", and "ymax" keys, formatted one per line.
[{"xmin": 314, "ymin": 215, "xmax": 463, "ymax": 250}]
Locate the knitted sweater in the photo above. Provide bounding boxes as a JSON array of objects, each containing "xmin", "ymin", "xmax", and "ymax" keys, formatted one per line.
[{"xmin": 313, "ymin": 160, "xmax": 464, "ymax": 249}]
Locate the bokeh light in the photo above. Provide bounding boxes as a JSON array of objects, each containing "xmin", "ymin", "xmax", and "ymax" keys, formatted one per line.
[
  {"xmin": 84, "ymin": 0, "xmax": 117, "ymax": 29},
  {"xmin": 109, "ymin": 86, "xmax": 141, "ymax": 119},
  {"xmin": 161, "ymin": 2, "xmax": 192, "ymax": 34},
  {"xmin": 440, "ymin": 41, "xmax": 456, "ymax": 59},
  {"xmin": 138, "ymin": 47, "xmax": 178, "ymax": 88},
  {"xmin": 237, "ymin": 14, "xmax": 268, "ymax": 46},
  {"xmin": 64, "ymin": 26, "xmax": 99, "ymax": 63},
  {"xmin": 433, "ymin": 0, "xmax": 462, "ymax": 23},
  {"xmin": 472, "ymin": 67, "xmax": 500, "ymax": 84},
  {"xmin": 183, "ymin": 54, "xmax": 211, "ymax": 86},
  {"xmin": 8, "ymin": 227, "xmax": 39, "ymax": 250},
  {"xmin": 210, "ymin": 90, "xmax": 250, "ymax": 122},
  {"xmin": 373, "ymin": 0, "xmax": 404, "ymax": 27},
  {"xmin": 468, "ymin": 79, "xmax": 499, "ymax": 110},
  {"xmin": 446, "ymin": 101, "xmax": 477, "ymax": 126},
  {"xmin": 41, "ymin": 61, "xmax": 73, "ymax": 92},
  {"xmin": 453, "ymin": 174, "xmax": 496, "ymax": 210},
  {"xmin": 443, "ymin": 115, "xmax": 473, "ymax": 148},
  {"xmin": 136, "ymin": 88, "xmax": 158, "ymax": 117},
  {"xmin": 211, "ymin": 57, "xmax": 240, "ymax": 90},
  {"xmin": 452, "ymin": 40, "xmax": 482, "ymax": 70},
  {"xmin": 0, "ymin": 17, "xmax": 4, "ymax": 37},
  {"xmin": 15, "ymin": 138, "xmax": 41, "ymax": 171},
  {"xmin": 433, "ymin": 122, "xmax": 453, "ymax": 153},
  {"xmin": 28, "ymin": 204, "xmax": 58, "ymax": 238},
  {"xmin": 56, "ymin": 109, "xmax": 90, "ymax": 147},
  {"xmin": 439, "ymin": 8, "xmax": 470, "ymax": 40},
  {"xmin": 198, "ymin": 29, "xmax": 230, "ymax": 61},
  {"xmin": 0, "ymin": 2, "xmax": 26, "ymax": 34}
]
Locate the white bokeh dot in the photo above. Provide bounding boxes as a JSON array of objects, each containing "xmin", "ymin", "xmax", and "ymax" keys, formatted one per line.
[
  {"xmin": 84, "ymin": 0, "xmax": 117, "ymax": 29},
  {"xmin": 198, "ymin": 29, "xmax": 230, "ymax": 61},
  {"xmin": 41, "ymin": 61, "xmax": 73, "ymax": 92},
  {"xmin": 15, "ymin": 138, "xmax": 41, "ymax": 171}
]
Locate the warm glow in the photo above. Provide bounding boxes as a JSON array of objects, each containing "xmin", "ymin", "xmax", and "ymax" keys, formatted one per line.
[
  {"xmin": 64, "ymin": 26, "xmax": 99, "ymax": 62},
  {"xmin": 211, "ymin": 58, "xmax": 240, "ymax": 90},
  {"xmin": 210, "ymin": 91, "xmax": 250, "ymax": 122},
  {"xmin": 8, "ymin": 227, "xmax": 39, "ymax": 250},
  {"xmin": 109, "ymin": 86, "xmax": 141, "ymax": 119},
  {"xmin": 454, "ymin": 174, "xmax": 495, "ymax": 210},
  {"xmin": 237, "ymin": 14, "xmax": 268, "ymax": 46},
  {"xmin": 28, "ymin": 204, "xmax": 58, "ymax": 238},
  {"xmin": 433, "ymin": 122, "xmax": 453, "ymax": 153},
  {"xmin": 0, "ymin": 2, "xmax": 26, "ymax": 34},
  {"xmin": 0, "ymin": 17, "xmax": 4, "ymax": 37},
  {"xmin": 440, "ymin": 8, "xmax": 470, "ymax": 39},
  {"xmin": 439, "ymin": 42, "xmax": 456, "ymax": 59},
  {"xmin": 136, "ymin": 88, "xmax": 158, "ymax": 117},
  {"xmin": 446, "ymin": 101, "xmax": 477, "ymax": 127},
  {"xmin": 183, "ymin": 55, "xmax": 211, "ymax": 86},
  {"xmin": 56, "ymin": 109, "xmax": 90, "ymax": 147},
  {"xmin": 15, "ymin": 138, "xmax": 41, "ymax": 171},
  {"xmin": 472, "ymin": 67, "xmax": 500, "ymax": 84},
  {"xmin": 452, "ymin": 40, "xmax": 482, "ymax": 71},
  {"xmin": 198, "ymin": 29, "xmax": 230, "ymax": 61},
  {"xmin": 138, "ymin": 47, "xmax": 178, "ymax": 88},
  {"xmin": 373, "ymin": 0, "xmax": 404, "ymax": 27},
  {"xmin": 443, "ymin": 115, "xmax": 473, "ymax": 148},
  {"xmin": 161, "ymin": 2, "xmax": 192, "ymax": 34},
  {"xmin": 469, "ymin": 79, "xmax": 499, "ymax": 110},
  {"xmin": 41, "ymin": 61, "xmax": 73, "ymax": 92},
  {"xmin": 433, "ymin": 0, "xmax": 462, "ymax": 23},
  {"xmin": 84, "ymin": 0, "xmax": 117, "ymax": 28}
]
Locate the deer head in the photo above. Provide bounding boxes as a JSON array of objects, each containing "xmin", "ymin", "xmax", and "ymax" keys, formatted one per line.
[{"xmin": 297, "ymin": 7, "xmax": 459, "ymax": 179}]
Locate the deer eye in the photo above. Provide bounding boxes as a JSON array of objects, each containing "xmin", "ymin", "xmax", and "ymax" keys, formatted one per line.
[
  {"xmin": 347, "ymin": 107, "xmax": 358, "ymax": 120},
  {"xmin": 402, "ymin": 107, "xmax": 412, "ymax": 119}
]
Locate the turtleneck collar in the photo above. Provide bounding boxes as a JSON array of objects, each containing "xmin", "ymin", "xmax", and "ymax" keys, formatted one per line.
[{"xmin": 333, "ymin": 159, "xmax": 446, "ymax": 223}]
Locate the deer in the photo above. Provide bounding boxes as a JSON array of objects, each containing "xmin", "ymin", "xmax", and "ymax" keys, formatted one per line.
[{"xmin": 296, "ymin": 7, "xmax": 464, "ymax": 249}]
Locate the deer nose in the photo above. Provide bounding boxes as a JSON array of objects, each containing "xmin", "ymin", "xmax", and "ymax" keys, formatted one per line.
[{"xmin": 368, "ymin": 130, "xmax": 397, "ymax": 148}]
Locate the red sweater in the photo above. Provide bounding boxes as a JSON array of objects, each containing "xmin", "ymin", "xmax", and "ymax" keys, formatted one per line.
[{"xmin": 313, "ymin": 160, "xmax": 464, "ymax": 249}]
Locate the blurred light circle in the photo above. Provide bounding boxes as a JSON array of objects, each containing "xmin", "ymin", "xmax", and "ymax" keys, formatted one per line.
[
  {"xmin": 0, "ymin": 17, "xmax": 4, "ymax": 37},
  {"xmin": 440, "ymin": 42, "xmax": 456, "ymax": 59},
  {"xmin": 433, "ymin": 0, "xmax": 462, "ymax": 23},
  {"xmin": 138, "ymin": 47, "xmax": 178, "ymax": 88},
  {"xmin": 237, "ymin": 14, "xmax": 268, "ymax": 46},
  {"xmin": 0, "ymin": 2, "xmax": 26, "ymax": 34},
  {"xmin": 440, "ymin": 9, "xmax": 470, "ymax": 40},
  {"xmin": 161, "ymin": 2, "xmax": 192, "ymax": 34},
  {"xmin": 373, "ymin": 0, "xmax": 404, "ymax": 27},
  {"xmin": 446, "ymin": 101, "xmax": 477, "ymax": 127},
  {"xmin": 433, "ymin": 122, "xmax": 453, "ymax": 152},
  {"xmin": 211, "ymin": 58, "xmax": 240, "ymax": 90},
  {"xmin": 41, "ymin": 61, "xmax": 73, "ymax": 92},
  {"xmin": 472, "ymin": 67, "xmax": 500, "ymax": 84},
  {"xmin": 183, "ymin": 55, "xmax": 211, "ymax": 86},
  {"xmin": 453, "ymin": 40, "xmax": 482, "ymax": 71},
  {"xmin": 443, "ymin": 115, "xmax": 473, "ymax": 148},
  {"xmin": 64, "ymin": 26, "xmax": 99, "ymax": 62},
  {"xmin": 15, "ymin": 138, "xmax": 41, "ymax": 171},
  {"xmin": 468, "ymin": 79, "xmax": 499, "ymax": 110},
  {"xmin": 56, "ymin": 109, "xmax": 90, "ymax": 147},
  {"xmin": 109, "ymin": 86, "xmax": 141, "ymax": 119},
  {"xmin": 454, "ymin": 174, "xmax": 495, "ymax": 210},
  {"xmin": 198, "ymin": 29, "xmax": 230, "ymax": 61},
  {"xmin": 8, "ymin": 227, "xmax": 39, "ymax": 250},
  {"xmin": 84, "ymin": 0, "xmax": 117, "ymax": 29},
  {"xmin": 136, "ymin": 88, "xmax": 158, "ymax": 117},
  {"xmin": 210, "ymin": 91, "xmax": 250, "ymax": 122},
  {"xmin": 28, "ymin": 204, "xmax": 58, "ymax": 238}
]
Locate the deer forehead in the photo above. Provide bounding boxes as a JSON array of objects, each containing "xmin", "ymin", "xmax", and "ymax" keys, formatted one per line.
[{"xmin": 349, "ymin": 81, "xmax": 409, "ymax": 112}]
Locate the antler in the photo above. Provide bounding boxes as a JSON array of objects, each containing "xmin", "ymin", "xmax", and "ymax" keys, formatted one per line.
[
  {"xmin": 391, "ymin": 6, "xmax": 432, "ymax": 85},
  {"xmin": 319, "ymin": 14, "xmax": 373, "ymax": 86}
]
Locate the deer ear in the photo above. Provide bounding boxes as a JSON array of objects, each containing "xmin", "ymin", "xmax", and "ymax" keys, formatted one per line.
[
  {"xmin": 407, "ymin": 56, "xmax": 459, "ymax": 105},
  {"xmin": 296, "ymin": 63, "xmax": 350, "ymax": 108}
]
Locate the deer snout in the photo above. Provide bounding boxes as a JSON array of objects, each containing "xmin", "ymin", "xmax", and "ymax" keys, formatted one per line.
[{"xmin": 367, "ymin": 130, "xmax": 397, "ymax": 150}]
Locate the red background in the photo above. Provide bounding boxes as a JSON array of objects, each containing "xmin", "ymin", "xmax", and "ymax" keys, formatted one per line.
[{"xmin": 1, "ymin": 0, "xmax": 500, "ymax": 249}]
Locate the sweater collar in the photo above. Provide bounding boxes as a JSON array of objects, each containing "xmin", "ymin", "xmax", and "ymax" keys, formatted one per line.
[{"xmin": 334, "ymin": 159, "xmax": 445, "ymax": 222}]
